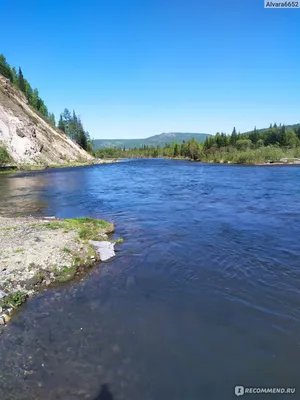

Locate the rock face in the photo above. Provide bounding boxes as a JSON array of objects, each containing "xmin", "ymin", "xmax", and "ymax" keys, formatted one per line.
[{"xmin": 0, "ymin": 74, "xmax": 93, "ymax": 166}]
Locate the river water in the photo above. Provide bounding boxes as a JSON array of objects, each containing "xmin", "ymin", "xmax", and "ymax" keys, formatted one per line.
[{"xmin": 0, "ymin": 159, "xmax": 300, "ymax": 400}]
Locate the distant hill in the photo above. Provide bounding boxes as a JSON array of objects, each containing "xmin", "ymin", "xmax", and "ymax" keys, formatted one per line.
[{"xmin": 93, "ymin": 132, "xmax": 212, "ymax": 150}]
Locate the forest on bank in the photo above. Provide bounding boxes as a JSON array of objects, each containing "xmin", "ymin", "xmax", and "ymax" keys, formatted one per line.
[
  {"xmin": 94, "ymin": 124, "xmax": 300, "ymax": 164},
  {"xmin": 0, "ymin": 54, "xmax": 91, "ymax": 151}
]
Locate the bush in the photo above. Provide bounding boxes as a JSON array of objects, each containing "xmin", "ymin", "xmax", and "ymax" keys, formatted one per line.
[{"xmin": 0, "ymin": 146, "xmax": 11, "ymax": 166}]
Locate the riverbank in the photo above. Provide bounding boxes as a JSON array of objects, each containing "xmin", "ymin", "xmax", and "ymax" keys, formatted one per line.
[
  {"xmin": 0, "ymin": 216, "xmax": 117, "ymax": 327},
  {"xmin": 0, "ymin": 158, "xmax": 119, "ymax": 174}
]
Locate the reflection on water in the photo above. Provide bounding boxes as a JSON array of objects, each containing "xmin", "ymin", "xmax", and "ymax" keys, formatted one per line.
[
  {"xmin": 0, "ymin": 160, "xmax": 300, "ymax": 399},
  {"xmin": 0, "ymin": 172, "xmax": 49, "ymax": 216}
]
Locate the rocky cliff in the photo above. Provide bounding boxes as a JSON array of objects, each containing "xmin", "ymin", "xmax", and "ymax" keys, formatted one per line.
[{"xmin": 0, "ymin": 74, "xmax": 93, "ymax": 166}]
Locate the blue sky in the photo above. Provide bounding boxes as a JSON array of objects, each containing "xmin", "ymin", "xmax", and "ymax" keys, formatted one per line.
[{"xmin": 1, "ymin": 0, "xmax": 299, "ymax": 139}]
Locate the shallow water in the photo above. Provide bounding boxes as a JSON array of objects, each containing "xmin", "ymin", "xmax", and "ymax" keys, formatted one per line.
[{"xmin": 0, "ymin": 159, "xmax": 300, "ymax": 399}]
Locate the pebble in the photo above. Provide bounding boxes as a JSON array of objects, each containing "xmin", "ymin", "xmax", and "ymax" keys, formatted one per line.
[
  {"xmin": 3, "ymin": 314, "xmax": 10, "ymax": 323},
  {"xmin": 0, "ymin": 290, "xmax": 7, "ymax": 299}
]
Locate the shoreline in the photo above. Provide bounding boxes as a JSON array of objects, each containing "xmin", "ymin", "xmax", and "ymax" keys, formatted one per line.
[
  {"xmin": 93, "ymin": 156, "xmax": 300, "ymax": 166},
  {"xmin": 0, "ymin": 158, "xmax": 119, "ymax": 174},
  {"xmin": 0, "ymin": 216, "xmax": 119, "ymax": 328}
]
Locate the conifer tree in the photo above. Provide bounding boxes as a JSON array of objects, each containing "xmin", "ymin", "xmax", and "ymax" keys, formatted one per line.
[{"xmin": 17, "ymin": 67, "xmax": 26, "ymax": 93}]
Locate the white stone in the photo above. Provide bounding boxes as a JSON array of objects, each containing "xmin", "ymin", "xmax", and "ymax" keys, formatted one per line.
[{"xmin": 89, "ymin": 241, "xmax": 115, "ymax": 261}]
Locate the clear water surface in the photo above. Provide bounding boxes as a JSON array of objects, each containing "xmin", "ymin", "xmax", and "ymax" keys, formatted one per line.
[{"xmin": 0, "ymin": 159, "xmax": 299, "ymax": 400}]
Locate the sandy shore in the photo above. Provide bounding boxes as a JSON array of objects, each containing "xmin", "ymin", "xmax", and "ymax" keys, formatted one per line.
[{"xmin": 0, "ymin": 216, "xmax": 116, "ymax": 327}]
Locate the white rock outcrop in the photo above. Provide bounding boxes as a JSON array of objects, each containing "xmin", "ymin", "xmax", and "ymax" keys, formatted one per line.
[{"xmin": 0, "ymin": 74, "xmax": 93, "ymax": 166}]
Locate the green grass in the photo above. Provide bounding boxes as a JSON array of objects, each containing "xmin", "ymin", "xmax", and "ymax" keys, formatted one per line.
[
  {"xmin": 44, "ymin": 217, "xmax": 114, "ymax": 240},
  {"xmin": 0, "ymin": 168, "xmax": 18, "ymax": 175},
  {"xmin": 35, "ymin": 272, "xmax": 45, "ymax": 281},
  {"xmin": 0, "ymin": 291, "xmax": 28, "ymax": 309},
  {"xmin": 62, "ymin": 247, "xmax": 71, "ymax": 253},
  {"xmin": 44, "ymin": 221, "xmax": 61, "ymax": 230},
  {"xmin": 54, "ymin": 265, "xmax": 77, "ymax": 283},
  {"xmin": 18, "ymin": 165, "xmax": 45, "ymax": 171}
]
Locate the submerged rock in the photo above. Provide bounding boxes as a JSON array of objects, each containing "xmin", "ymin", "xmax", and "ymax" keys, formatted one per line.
[
  {"xmin": 89, "ymin": 240, "xmax": 115, "ymax": 261},
  {"xmin": 126, "ymin": 275, "xmax": 136, "ymax": 289}
]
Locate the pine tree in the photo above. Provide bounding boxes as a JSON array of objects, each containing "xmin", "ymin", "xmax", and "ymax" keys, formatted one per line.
[
  {"xmin": 173, "ymin": 143, "xmax": 179, "ymax": 157},
  {"xmin": 17, "ymin": 67, "xmax": 26, "ymax": 93},
  {"xmin": 230, "ymin": 127, "xmax": 238, "ymax": 145},
  {"xmin": 62, "ymin": 108, "xmax": 71, "ymax": 136},
  {"xmin": 24, "ymin": 80, "xmax": 33, "ymax": 103},
  {"xmin": 49, "ymin": 113, "xmax": 56, "ymax": 126},
  {"xmin": 11, "ymin": 67, "xmax": 18, "ymax": 85},
  {"xmin": 31, "ymin": 89, "xmax": 39, "ymax": 109},
  {"xmin": 58, "ymin": 114, "xmax": 65, "ymax": 132}
]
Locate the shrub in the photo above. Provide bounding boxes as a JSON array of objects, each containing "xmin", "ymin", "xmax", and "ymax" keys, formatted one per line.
[{"xmin": 0, "ymin": 146, "xmax": 11, "ymax": 166}]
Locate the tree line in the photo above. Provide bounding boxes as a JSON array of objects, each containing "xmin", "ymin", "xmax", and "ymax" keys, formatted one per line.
[
  {"xmin": 0, "ymin": 54, "xmax": 91, "ymax": 151},
  {"xmin": 94, "ymin": 123, "xmax": 300, "ymax": 164}
]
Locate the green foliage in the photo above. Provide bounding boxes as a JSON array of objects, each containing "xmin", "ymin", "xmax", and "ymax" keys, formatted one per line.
[
  {"xmin": 1, "ymin": 291, "xmax": 28, "ymax": 309},
  {"xmin": 0, "ymin": 146, "xmax": 12, "ymax": 166},
  {"xmin": 0, "ymin": 55, "xmax": 56, "ymax": 125},
  {"xmin": 94, "ymin": 122, "xmax": 300, "ymax": 165},
  {"xmin": 65, "ymin": 217, "xmax": 114, "ymax": 240},
  {"xmin": 0, "ymin": 54, "xmax": 90, "ymax": 143},
  {"xmin": 58, "ymin": 114, "xmax": 65, "ymax": 132},
  {"xmin": 0, "ymin": 54, "xmax": 13, "ymax": 82},
  {"xmin": 49, "ymin": 113, "xmax": 56, "ymax": 126},
  {"xmin": 54, "ymin": 265, "xmax": 77, "ymax": 283},
  {"xmin": 17, "ymin": 67, "xmax": 26, "ymax": 93},
  {"xmin": 44, "ymin": 217, "xmax": 114, "ymax": 240},
  {"xmin": 236, "ymin": 139, "xmax": 252, "ymax": 151},
  {"xmin": 57, "ymin": 108, "xmax": 91, "ymax": 151}
]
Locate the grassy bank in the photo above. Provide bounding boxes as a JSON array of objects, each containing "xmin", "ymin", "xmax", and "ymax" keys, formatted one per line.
[{"xmin": 199, "ymin": 146, "xmax": 300, "ymax": 165}]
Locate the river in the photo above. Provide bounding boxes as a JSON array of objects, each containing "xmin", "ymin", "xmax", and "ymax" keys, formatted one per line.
[{"xmin": 0, "ymin": 159, "xmax": 299, "ymax": 399}]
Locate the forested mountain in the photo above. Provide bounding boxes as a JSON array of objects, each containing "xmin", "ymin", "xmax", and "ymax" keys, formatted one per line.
[
  {"xmin": 0, "ymin": 54, "xmax": 91, "ymax": 151},
  {"xmin": 94, "ymin": 123, "xmax": 300, "ymax": 164},
  {"xmin": 93, "ymin": 132, "xmax": 211, "ymax": 150}
]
